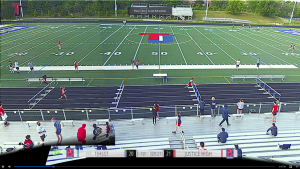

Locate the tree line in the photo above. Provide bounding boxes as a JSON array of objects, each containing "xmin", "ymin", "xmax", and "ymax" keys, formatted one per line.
[{"xmin": 1, "ymin": 0, "xmax": 299, "ymax": 19}]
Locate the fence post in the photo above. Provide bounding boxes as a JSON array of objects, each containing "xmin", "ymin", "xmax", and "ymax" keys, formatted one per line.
[
  {"xmin": 18, "ymin": 110, "xmax": 22, "ymax": 121},
  {"xmin": 63, "ymin": 109, "xmax": 66, "ymax": 121},
  {"xmin": 279, "ymin": 102, "xmax": 282, "ymax": 113},
  {"xmin": 86, "ymin": 109, "xmax": 89, "ymax": 120},
  {"xmin": 217, "ymin": 105, "xmax": 220, "ymax": 115},
  {"xmin": 131, "ymin": 108, "xmax": 133, "ymax": 119},
  {"xmin": 259, "ymin": 103, "xmax": 262, "ymax": 113},
  {"xmin": 40, "ymin": 110, "xmax": 44, "ymax": 121}
]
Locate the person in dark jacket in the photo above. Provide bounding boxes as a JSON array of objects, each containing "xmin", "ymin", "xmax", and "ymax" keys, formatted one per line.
[
  {"xmin": 210, "ymin": 97, "xmax": 217, "ymax": 117},
  {"xmin": 199, "ymin": 99, "xmax": 205, "ymax": 116},
  {"xmin": 234, "ymin": 144, "xmax": 242, "ymax": 159},
  {"xmin": 152, "ymin": 105, "xmax": 157, "ymax": 125},
  {"xmin": 217, "ymin": 128, "xmax": 228, "ymax": 143},
  {"xmin": 219, "ymin": 104, "xmax": 231, "ymax": 127},
  {"xmin": 266, "ymin": 123, "xmax": 277, "ymax": 136}
]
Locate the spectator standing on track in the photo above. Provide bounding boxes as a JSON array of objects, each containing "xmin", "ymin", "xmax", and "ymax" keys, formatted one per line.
[
  {"xmin": 271, "ymin": 101, "xmax": 278, "ymax": 122},
  {"xmin": 36, "ymin": 121, "xmax": 46, "ymax": 146},
  {"xmin": 257, "ymin": 58, "xmax": 261, "ymax": 69},
  {"xmin": 77, "ymin": 124, "xmax": 87, "ymax": 145},
  {"xmin": 58, "ymin": 41, "xmax": 61, "ymax": 49},
  {"xmin": 15, "ymin": 60, "xmax": 20, "ymax": 73},
  {"xmin": 136, "ymin": 59, "xmax": 139, "ymax": 70},
  {"xmin": 237, "ymin": 99, "xmax": 244, "ymax": 114},
  {"xmin": 28, "ymin": 61, "xmax": 34, "ymax": 74},
  {"xmin": 199, "ymin": 142, "xmax": 207, "ymax": 150},
  {"xmin": 51, "ymin": 117, "xmax": 63, "ymax": 145},
  {"xmin": 24, "ymin": 135, "xmax": 34, "ymax": 150},
  {"xmin": 131, "ymin": 59, "xmax": 134, "ymax": 69},
  {"xmin": 210, "ymin": 97, "xmax": 217, "ymax": 118},
  {"xmin": 217, "ymin": 128, "xmax": 228, "ymax": 143},
  {"xmin": 236, "ymin": 59, "xmax": 240, "ymax": 71},
  {"xmin": 9, "ymin": 61, "xmax": 14, "ymax": 73},
  {"xmin": 219, "ymin": 104, "xmax": 231, "ymax": 127},
  {"xmin": 152, "ymin": 105, "xmax": 157, "ymax": 126},
  {"xmin": 74, "ymin": 61, "xmax": 79, "ymax": 73},
  {"xmin": 172, "ymin": 111, "xmax": 184, "ymax": 134},
  {"xmin": 57, "ymin": 87, "xmax": 67, "ymax": 101},
  {"xmin": 199, "ymin": 98, "xmax": 205, "ymax": 116},
  {"xmin": 154, "ymin": 101, "xmax": 160, "ymax": 121},
  {"xmin": 266, "ymin": 123, "xmax": 277, "ymax": 136},
  {"xmin": 234, "ymin": 144, "xmax": 242, "ymax": 158},
  {"xmin": 0, "ymin": 101, "xmax": 10, "ymax": 126}
]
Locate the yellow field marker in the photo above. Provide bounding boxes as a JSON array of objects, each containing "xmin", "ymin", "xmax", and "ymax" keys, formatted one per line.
[
  {"xmin": 86, "ymin": 78, "xmax": 93, "ymax": 87},
  {"xmin": 224, "ymin": 76, "xmax": 231, "ymax": 83}
]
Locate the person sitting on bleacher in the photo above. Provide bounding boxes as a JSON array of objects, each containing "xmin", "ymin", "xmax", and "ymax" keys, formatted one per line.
[
  {"xmin": 234, "ymin": 144, "xmax": 242, "ymax": 159},
  {"xmin": 217, "ymin": 128, "xmax": 228, "ymax": 143},
  {"xmin": 199, "ymin": 142, "xmax": 207, "ymax": 150},
  {"xmin": 266, "ymin": 123, "xmax": 277, "ymax": 136},
  {"xmin": 24, "ymin": 135, "xmax": 34, "ymax": 150}
]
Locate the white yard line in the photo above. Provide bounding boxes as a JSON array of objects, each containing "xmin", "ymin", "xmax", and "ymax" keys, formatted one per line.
[
  {"xmin": 170, "ymin": 26, "xmax": 187, "ymax": 65},
  {"xmin": 103, "ymin": 26, "xmax": 136, "ymax": 66},
  {"xmin": 133, "ymin": 26, "xmax": 148, "ymax": 60},
  {"xmin": 194, "ymin": 27, "xmax": 236, "ymax": 62},
  {"xmin": 182, "ymin": 27, "xmax": 214, "ymax": 65},
  {"xmin": 217, "ymin": 28, "xmax": 292, "ymax": 65},
  {"xmin": 20, "ymin": 25, "xmax": 103, "ymax": 66},
  {"xmin": 78, "ymin": 26, "xmax": 124, "ymax": 63}
]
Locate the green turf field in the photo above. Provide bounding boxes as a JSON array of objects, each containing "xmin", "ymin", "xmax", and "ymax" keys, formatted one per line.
[{"xmin": 1, "ymin": 23, "xmax": 300, "ymax": 87}]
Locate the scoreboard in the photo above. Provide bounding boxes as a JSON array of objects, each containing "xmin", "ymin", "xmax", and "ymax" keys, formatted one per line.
[{"xmin": 64, "ymin": 149, "xmax": 238, "ymax": 159}]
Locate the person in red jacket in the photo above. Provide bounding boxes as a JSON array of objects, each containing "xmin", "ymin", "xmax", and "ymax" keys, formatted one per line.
[
  {"xmin": 74, "ymin": 61, "xmax": 79, "ymax": 73},
  {"xmin": 136, "ymin": 59, "xmax": 139, "ymax": 70},
  {"xmin": 24, "ymin": 135, "xmax": 34, "ymax": 150},
  {"xmin": 0, "ymin": 101, "xmax": 10, "ymax": 126},
  {"xmin": 77, "ymin": 124, "xmax": 86, "ymax": 145}
]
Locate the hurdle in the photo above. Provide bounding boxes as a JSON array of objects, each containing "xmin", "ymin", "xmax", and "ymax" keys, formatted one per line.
[
  {"xmin": 256, "ymin": 79, "xmax": 281, "ymax": 102},
  {"xmin": 27, "ymin": 81, "xmax": 55, "ymax": 109},
  {"xmin": 112, "ymin": 80, "xmax": 125, "ymax": 107}
]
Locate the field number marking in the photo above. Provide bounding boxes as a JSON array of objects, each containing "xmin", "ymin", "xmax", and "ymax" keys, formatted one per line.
[
  {"xmin": 7, "ymin": 52, "xmax": 27, "ymax": 56},
  {"xmin": 152, "ymin": 52, "xmax": 168, "ymax": 55},
  {"xmin": 197, "ymin": 52, "xmax": 217, "ymax": 55},
  {"xmin": 100, "ymin": 52, "xmax": 122, "ymax": 55}
]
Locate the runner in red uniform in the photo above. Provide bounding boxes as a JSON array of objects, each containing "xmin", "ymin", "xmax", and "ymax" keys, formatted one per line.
[
  {"xmin": 271, "ymin": 101, "xmax": 278, "ymax": 122},
  {"xmin": 58, "ymin": 41, "xmax": 61, "ymax": 49},
  {"xmin": 74, "ymin": 61, "xmax": 79, "ymax": 73},
  {"xmin": 9, "ymin": 61, "xmax": 14, "ymax": 73},
  {"xmin": 154, "ymin": 101, "xmax": 160, "ymax": 121},
  {"xmin": 136, "ymin": 59, "xmax": 139, "ymax": 70},
  {"xmin": 242, "ymin": 24, "xmax": 244, "ymax": 29},
  {"xmin": 184, "ymin": 78, "xmax": 199, "ymax": 89},
  {"xmin": 57, "ymin": 87, "xmax": 67, "ymax": 101},
  {"xmin": 0, "ymin": 102, "xmax": 10, "ymax": 126}
]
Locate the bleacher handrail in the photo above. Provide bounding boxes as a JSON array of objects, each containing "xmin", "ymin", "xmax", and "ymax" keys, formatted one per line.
[
  {"xmin": 258, "ymin": 79, "xmax": 281, "ymax": 96},
  {"xmin": 27, "ymin": 81, "xmax": 54, "ymax": 104}
]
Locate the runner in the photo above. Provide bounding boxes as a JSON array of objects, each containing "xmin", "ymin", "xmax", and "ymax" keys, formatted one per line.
[
  {"xmin": 51, "ymin": 117, "xmax": 63, "ymax": 145},
  {"xmin": 28, "ymin": 61, "xmax": 34, "ymax": 74},
  {"xmin": 232, "ymin": 25, "xmax": 234, "ymax": 29},
  {"xmin": 0, "ymin": 101, "xmax": 10, "ymax": 127},
  {"xmin": 172, "ymin": 111, "xmax": 184, "ymax": 134},
  {"xmin": 9, "ymin": 61, "xmax": 14, "ymax": 73},
  {"xmin": 271, "ymin": 25, "xmax": 273, "ymax": 28},
  {"xmin": 242, "ymin": 24, "xmax": 244, "ymax": 29},
  {"xmin": 74, "ymin": 61, "xmax": 79, "ymax": 72},
  {"xmin": 184, "ymin": 78, "xmax": 199, "ymax": 89},
  {"xmin": 257, "ymin": 26, "xmax": 259, "ymax": 32},
  {"xmin": 57, "ymin": 87, "xmax": 67, "ymax": 101},
  {"xmin": 42, "ymin": 75, "xmax": 52, "ymax": 85},
  {"xmin": 257, "ymin": 58, "xmax": 261, "ymax": 69},
  {"xmin": 58, "ymin": 41, "xmax": 61, "ymax": 49},
  {"xmin": 292, "ymin": 45, "xmax": 296, "ymax": 53},
  {"xmin": 236, "ymin": 59, "xmax": 240, "ymax": 71},
  {"xmin": 288, "ymin": 44, "xmax": 293, "ymax": 51},
  {"xmin": 136, "ymin": 59, "xmax": 139, "ymax": 70},
  {"xmin": 15, "ymin": 60, "xmax": 20, "ymax": 73}
]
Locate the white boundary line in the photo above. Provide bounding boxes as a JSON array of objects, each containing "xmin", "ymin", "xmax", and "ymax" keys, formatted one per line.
[
  {"xmin": 78, "ymin": 26, "xmax": 124, "ymax": 63},
  {"xmin": 133, "ymin": 26, "xmax": 148, "ymax": 60},
  {"xmin": 182, "ymin": 27, "xmax": 215, "ymax": 65},
  {"xmin": 170, "ymin": 26, "xmax": 187, "ymax": 65},
  {"xmin": 193, "ymin": 27, "xmax": 236, "ymax": 62},
  {"xmin": 21, "ymin": 25, "xmax": 103, "ymax": 66},
  {"xmin": 240, "ymin": 29, "xmax": 300, "ymax": 59},
  {"xmin": 217, "ymin": 28, "xmax": 292, "ymax": 65},
  {"xmin": 103, "ymin": 26, "xmax": 135, "ymax": 66}
]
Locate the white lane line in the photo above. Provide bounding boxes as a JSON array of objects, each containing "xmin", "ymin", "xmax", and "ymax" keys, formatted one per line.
[
  {"xmin": 103, "ymin": 26, "xmax": 136, "ymax": 66},
  {"xmin": 20, "ymin": 25, "xmax": 103, "ymax": 66},
  {"xmin": 78, "ymin": 26, "xmax": 124, "ymax": 63},
  {"xmin": 133, "ymin": 26, "xmax": 148, "ymax": 60},
  {"xmin": 194, "ymin": 27, "xmax": 236, "ymax": 62},
  {"xmin": 182, "ymin": 27, "xmax": 214, "ymax": 65},
  {"xmin": 217, "ymin": 28, "xmax": 292, "ymax": 65},
  {"xmin": 170, "ymin": 26, "xmax": 187, "ymax": 65}
]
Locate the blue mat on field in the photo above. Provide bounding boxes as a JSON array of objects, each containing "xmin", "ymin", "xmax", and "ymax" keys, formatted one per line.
[
  {"xmin": 0, "ymin": 25, "xmax": 38, "ymax": 35},
  {"xmin": 272, "ymin": 29, "xmax": 300, "ymax": 37}
]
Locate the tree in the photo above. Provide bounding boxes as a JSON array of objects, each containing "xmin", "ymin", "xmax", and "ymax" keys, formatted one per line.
[
  {"xmin": 226, "ymin": 0, "xmax": 244, "ymax": 15},
  {"xmin": 48, "ymin": 10, "xmax": 51, "ymax": 17},
  {"xmin": 258, "ymin": 0, "xmax": 280, "ymax": 17},
  {"xmin": 33, "ymin": 9, "xmax": 38, "ymax": 17},
  {"xmin": 74, "ymin": 3, "xmax": 82, "ymax": 13},
  {"xmin": 41, "ymin": 10, "xmax": 44, "ymax": 16}
]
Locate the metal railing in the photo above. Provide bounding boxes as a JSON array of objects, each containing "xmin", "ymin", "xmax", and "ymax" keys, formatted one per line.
[
  {"xmin": 4, "ymin": 102, "xmax": 300, "ymax": 122},
  {"xmin": 257, "ymin": 79, "xmax": 281, "ymax": 101},
  {"xmin": 27, "ymin": 81, "xmax": 55, "ymax": 108}
]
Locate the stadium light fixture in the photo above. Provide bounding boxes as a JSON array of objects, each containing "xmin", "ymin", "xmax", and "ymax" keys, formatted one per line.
[{"xmin": 14, "ymin": 111, "xmax": 16, "ymax": 114}]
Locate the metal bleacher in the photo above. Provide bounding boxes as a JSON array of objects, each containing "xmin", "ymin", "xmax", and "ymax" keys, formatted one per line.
[{"xmin": 202, "ymin": 17, "xmax": 251, "ymax": 23}]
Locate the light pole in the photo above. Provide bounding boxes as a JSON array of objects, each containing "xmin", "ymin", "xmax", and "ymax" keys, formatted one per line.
[
  {"xmin": 290, "ymin": 1, "xmax": 296, "ymax": 24},
  {"xmin": 205, "ymin": 0, "xmax": 208, "ymax": 19},
  {"xmin": 115, "ymin": 0, "xmax": 117, "ymax": 17}
]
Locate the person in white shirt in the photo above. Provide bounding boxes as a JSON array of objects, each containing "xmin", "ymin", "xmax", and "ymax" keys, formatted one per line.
[
  {"xmin": 237, "ymin": 99, "xmax": 244, "ymax": 114},
  {"xmin": 236, "ymin": 59, "xmax": 240, "ymax": 71},
  {"xmin": 15, "ymin": 60, "xmax": 20, "ymax": 73},
  {"xmin": 37, "ymin": 121, "xmax": 46, "ymax": 146}
]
